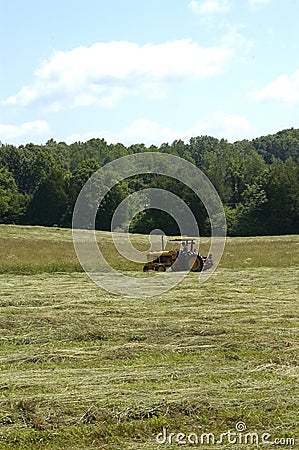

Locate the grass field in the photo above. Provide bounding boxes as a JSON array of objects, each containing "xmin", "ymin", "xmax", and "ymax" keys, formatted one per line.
[{"xmin": 0, "ymin": 225, "xmax": 298, "ymax": 449}]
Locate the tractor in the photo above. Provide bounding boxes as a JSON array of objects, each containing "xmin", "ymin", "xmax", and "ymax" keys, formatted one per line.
[{"xmin": 143, "ymin": 237, "xmax": 213, "ymax": 273}]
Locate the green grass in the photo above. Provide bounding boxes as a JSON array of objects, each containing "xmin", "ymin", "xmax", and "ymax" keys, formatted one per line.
[
  {"xmin": 0, "ymin": 225, "xmax": 298, "ymax": 449},
  {"xmin": 1, "ymin": 224, "xmax": 298, "ymax": 274}
]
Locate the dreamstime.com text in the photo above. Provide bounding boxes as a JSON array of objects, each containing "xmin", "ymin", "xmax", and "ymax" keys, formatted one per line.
[{"xmin": 156, "ymin": 422, "xmax": 295, "ymax": 446}]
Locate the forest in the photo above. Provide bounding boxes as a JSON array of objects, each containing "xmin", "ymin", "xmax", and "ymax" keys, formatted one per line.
[{"xmin": 0, "ymin": 127, "xmax": 298, "ymax": 236}]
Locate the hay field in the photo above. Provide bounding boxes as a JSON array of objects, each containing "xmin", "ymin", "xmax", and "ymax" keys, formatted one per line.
[{"xmin": 0, "ymin": 225, "xmax": 298, "ymax": 449}]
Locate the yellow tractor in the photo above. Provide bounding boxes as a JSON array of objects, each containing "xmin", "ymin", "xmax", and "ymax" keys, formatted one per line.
[{"xmin": 143, "ymin": 237, "xmax": 213, "ymax": 273}]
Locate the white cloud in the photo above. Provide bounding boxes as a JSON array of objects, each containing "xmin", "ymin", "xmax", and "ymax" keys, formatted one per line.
[
  {"xmin": 66, "ymin": 113, "xmax": 256, "ymax": 147},
  {"xmin": 249, "ymin": 70, "xmax": 299, "ymax": 103},
  {"xmin": 66, "ymin": 119, "xmax": 181, "ymax": 146},
  {"xmin": 189, "ymin": 111, "xmax": 256, "ymax": 142},
  {"xmin": 121, "ymin": 119, "xmax": 184, "ymax": 145},
  {"xmin": 4, "ymin": 40, "xmax": 233, "ymax": 111},
  {"xmin": 0, "ymin": 120, "xmax": 49, "ymax": 144},
  {"xmin": 189, "ymin": 0, "xmax": 231, "ymax": 15},
  {"xmin": 221, "ymin": 24, "xmax": 254, "ymax": 55},
  {"xmin": 248, "ymin": 0, "xmax": 272, "ymax": 8}
]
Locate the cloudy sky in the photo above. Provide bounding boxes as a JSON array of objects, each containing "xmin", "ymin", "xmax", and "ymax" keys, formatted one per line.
[{"xmin": 1, "ymin": 0, "xmax": 299, "ymax": 146}]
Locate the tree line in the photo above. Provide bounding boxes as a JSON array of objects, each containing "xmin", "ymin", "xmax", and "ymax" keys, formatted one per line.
[{"xmin": 0, "ymin": 128, "xmax": 298, "ymax": 236}]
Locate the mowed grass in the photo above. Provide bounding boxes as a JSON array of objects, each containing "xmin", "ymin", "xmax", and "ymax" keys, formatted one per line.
[{"xmin": 0, "ymin": 225, "xmax": 298, "ymax": 449}]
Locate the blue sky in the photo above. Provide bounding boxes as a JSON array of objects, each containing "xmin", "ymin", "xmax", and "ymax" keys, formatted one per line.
[{"xmin": 1, "ymin": 0, "xmax": 299, "ymax": 146}]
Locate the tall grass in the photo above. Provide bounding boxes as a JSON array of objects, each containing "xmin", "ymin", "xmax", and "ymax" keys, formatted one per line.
[{"xmin": 1, "ymin": 224, "xmax": 298, "ymax": 274}]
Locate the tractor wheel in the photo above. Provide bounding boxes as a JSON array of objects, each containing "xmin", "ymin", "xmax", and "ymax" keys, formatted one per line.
[
  {"xmin": 155, "ymin": 264, "xmax": 166, "ymax": 272},
  {"xmin": 188, "ymin": 255, "xmax": 204, "ymax": 272}
]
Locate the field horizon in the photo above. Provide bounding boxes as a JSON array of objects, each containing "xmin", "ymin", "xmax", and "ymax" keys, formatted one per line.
[{"xmin": 0, "ymin": 224, "xmax": 298, "ymax": 449}]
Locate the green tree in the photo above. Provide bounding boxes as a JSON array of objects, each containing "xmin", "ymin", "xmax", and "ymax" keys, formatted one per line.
[
  {"xmin": 103, "ymin": 143, "xmax": 128, "ymax": 164},
  {"xmin": 263, "ymin": 157, "xmax": 299, "ymax": 234},
  {"xmin": 189, "ymin": 135, "xmax": 221, "ymax": 168},
  {"xmin": 69, "ymin": 138, "xmax": 109, "ymax": 171},
  {"xmin": 0, "ymin": 143, "xmax": 57, "ymax": 194},
  {"xmin": 62, "ymin": 159, "xmax": 101, "ymax": 227},
  {"xmin": 0, "ymin": 167, "xmax": 27, "ymax": 223},
  {"xmin": 227, "ymin": 183, "xmax": 268, "ymax": 236},
  {"xmin": 45, "ymin": 139, "xmax": 71, "ymax": 171},
  {"xmin": 96, "ymin": 182, "xmax": 128, "ymax": 231},
  {"xmin": 26, "ymin": 169, "xmax": 68, "ymax": 226}
]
